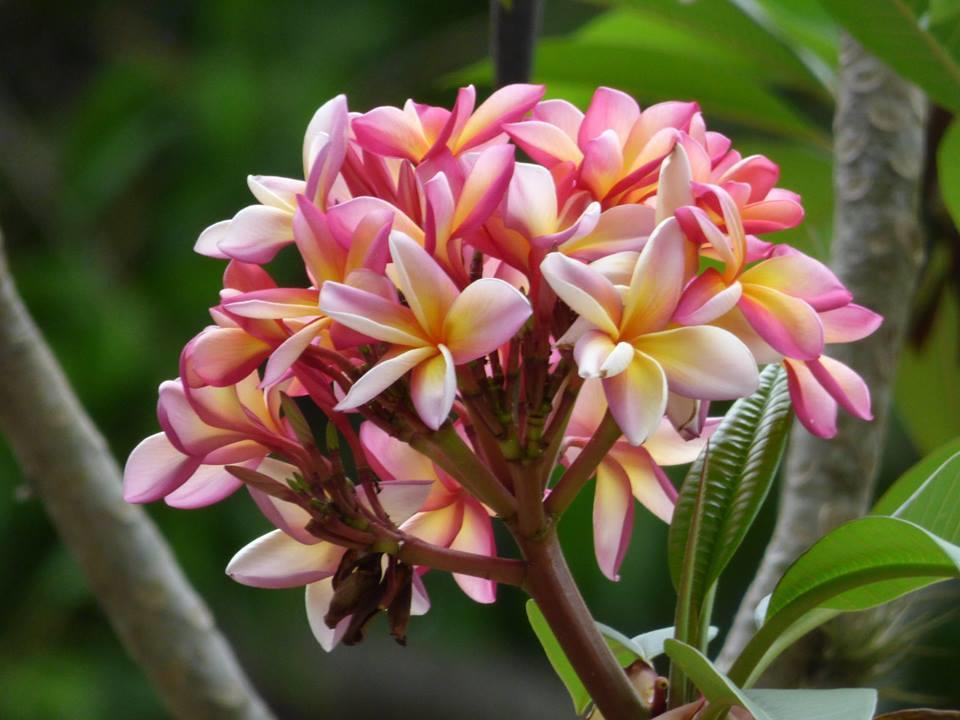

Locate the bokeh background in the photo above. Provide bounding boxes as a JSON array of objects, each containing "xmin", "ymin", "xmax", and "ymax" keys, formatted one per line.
[{"xmin": 0, "ymin": 1, "xmax": 958, "ymax": 718}]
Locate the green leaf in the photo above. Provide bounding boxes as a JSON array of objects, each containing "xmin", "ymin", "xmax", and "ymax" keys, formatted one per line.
[
  {"xmin": 526, "ymin": 600, "xmax": 592, "ymax": 714},
  {"xmin": 873, "ymin": 440, "xmax": 960, "ymax": 515},
  {"xmin": 664, "ymin": 639, "xmax": 877, "ymax": 719},
  {"xmin": 939, "ymin": 120, "xmax": 960, "ymax": 231},
  {"xmin": 891, "ymin": 450, "xmax": 960, "ymax": 541},
  {"xmin": 527, "ymin": 603, "xmax": 647, "ymax": 714},
  {"xmin": 728, "ymin": 516, "xmax": 960, "ymax": 686},
  {"xmin": 668, "ymin": 365, "xmax": 792, "ymax": 604},
  {"xmin": 820, "ymin": 0, "xmax": 960, "ymax": 113}
]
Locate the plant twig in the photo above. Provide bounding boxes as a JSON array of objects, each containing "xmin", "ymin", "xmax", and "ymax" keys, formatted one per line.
[
  {"xmin": 489, "ymin": 0, "xmax": 542, "ymax": 87},
  {"xmin": 719, "ymin": 35, "xmax": 928, "ymax": 679},
  {"xmin": 0, "ymin": 224, "xmax": 275, "ymax": 720}
]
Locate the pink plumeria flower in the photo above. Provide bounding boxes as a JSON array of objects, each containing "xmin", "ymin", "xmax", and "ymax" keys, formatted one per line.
[
  {"xmin": 123, "ymin": 370, "xmax": 296, "ymax": 508},
  {"xmin": 352, "ymin": 83, "xmax": 544, "ymax": 163},
  {"xmin": 227, "ymin": 460, "xmax": 432, "ymax": 651},
  {"xmin": 541, "ymin": 217, "xmax": 758, "ymax": 445},
  {"xmin": 361, "ymin": 422, "xmax": 498, "ymax": 603},
  {"xmin": 195, "ymin": 95, "xmax": 351, "ymax": 264},
  {"xmin": 564, "ymin": 379, "xmax": 718, "ymax": 580},
  {"xmin": 319, "ymin": 233, "xmax": 532, "ymax": 429},
  {"xmin": 505, "ymin": 86, "xmax": 699, "ymax": 206},
  {"xmin": 784, "ymin": 303, "xmax": 882, "ymax": 438}
]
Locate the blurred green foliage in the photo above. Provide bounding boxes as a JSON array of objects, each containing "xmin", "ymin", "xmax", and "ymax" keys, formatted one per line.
[{"xmin": 0, "ymin": 1, "xmax": 957, "ymax": 718}]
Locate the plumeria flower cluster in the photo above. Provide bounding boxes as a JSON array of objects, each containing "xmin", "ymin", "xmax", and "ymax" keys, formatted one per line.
[{"xmin": 124, "ymin": 84, "xmax": 880, "ymax": 651}]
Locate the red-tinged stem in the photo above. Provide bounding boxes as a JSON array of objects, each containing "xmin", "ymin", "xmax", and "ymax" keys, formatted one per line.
[
  {"xmin": 544, "ymin": 411, "xmax": 621, "ymax": 519},
  {"xmin": 518, "ymin": 529, "xmax": 648, "ymax": 720},
  {"xmin": 396, "ymin": 538, "xmax": 526, "ymax": 586}
]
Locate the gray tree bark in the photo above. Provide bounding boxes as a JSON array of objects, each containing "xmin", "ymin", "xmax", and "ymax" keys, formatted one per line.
[
  {"xmin": 0, "ymin": 226, "xmax": 276, "ymax": 720},
  {"xmin": 718, "ymin": 35, "xmax": 928, "ymax": 679}
]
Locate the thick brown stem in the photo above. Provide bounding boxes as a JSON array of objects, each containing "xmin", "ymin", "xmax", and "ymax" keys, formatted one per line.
[
  {"xmin": 545, "ymin": 412, "xmax": 621, "ymax": 519},
  {"xmin": 0, "ymin": 227, "xmax": 274, "ymax": 720},
  {"xmin": 520, "ymin": 530, "xmax": 648, "ymax": 720},
  {"xmin": 719, "ymin": 35, "xmax": 928, "ymax": 679}
]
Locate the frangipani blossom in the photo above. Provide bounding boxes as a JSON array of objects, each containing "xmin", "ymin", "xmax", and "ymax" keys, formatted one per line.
[
  {"xmin": 320, "ymin": 233, "xmax": 532, "ymax": 429},
  {"xmin": 542, "ymin": 218, "xmax": 758, "ymax": 445},
  {"xmin": 564, "ymin": 380, "xmax": 718, "ymax": 580},
  {"xmin": 361, "ymin": 423, "xmax": 498, "ymax": 603},
  {"xmin": 227, "ymin": 459, "xmax": 432, "ymax": 651}
]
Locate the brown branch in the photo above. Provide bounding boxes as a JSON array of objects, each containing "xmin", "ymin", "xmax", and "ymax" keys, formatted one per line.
[
  {"xmin": 489, "ymin": 0, "xmax": 542, "ymax": 87},
  {"xmin": 0, "ymin": 225, "xmax": 275, "ymax": 720},
  {"xmin": 719, "ymin": 35, "xmax": 928, "ymax": 678}
]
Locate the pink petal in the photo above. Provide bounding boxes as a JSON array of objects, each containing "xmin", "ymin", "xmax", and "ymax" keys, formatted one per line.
[
  {"xmin": 449, "ymin": 499, "xmax": 498, "ymax": 603},
  {"xmin": 579, "ymin": 86, "xmax": 640, "ymax": 147},
  {"xmin": 674, "ymin": 270, "xmax": 743, "ymax": 326},
  {"xmin": 806, "ymin": 356, "xmax": 872, "ymax": 421},
  {"xmin": 738, "ymin": 285, "xmax": 824, "ymax": 360},
  {"xmin": 453, "ymin": 83, "xmax": 544, "ymax": 153},
  {"xmin": 319, "ymin": 281, "xmax": 427, "ymax": 346},
  {"xmin": 247, "ymin": 175, "xmax": 302, "ymax": 211},
  {"xmin": 504, "ymin": 120, "xmax": 584, "ymax": 167},
  {"xmin": 574, "ymin": 330, "xmax": 620, "ymax": 379},
  {"xmin": 717, "ymin": 155, "xmax": 779, "ymax": 201},
  {"xmin": 559, "ymin": 204, "xmax": 655, "ymax": 261},
  {"xmin": 621, "ymin": 217, "xmax": 688, "ymax": 338},
  {"xmin": 609, "ymin": 444, "xmax": 676, "ymax": 523},
  {"xmin": 784, "ymin": 358, "xmax": 838, "ymax": 438},
  {"xmin": 303, "ymin": 94, "xmax": 348, "ymax": 175},
  {"xmin": 642, "ymin": 417, "xmax": 711, "ymax": 466},
  {"xmin": 451, "ymin": 144, "xmax": 516, "ymax": 235},
  {"xmin": 424, "ymin": 172, "xmax": 456, "ymax": 254},
  {"xmin": 401, "ymin": 501, "xmax": 465, "ymax": 548},
  {"xmin": 359, "ymin": 422, "xmax": 437, "ymax": 483},
  {"xmin": 326, "ymin": 196, "xmax": 424, "ymax": 246},
  {"xmin": 504, "ymin": 162, "xmax": 559, "ymax": 240},
  {"xmin": 820, "ymin": 303, "xmax": 883, "ymax": 344},
  {"xmin": 123, "ymin": 433, "xmax": 201, "ymax": 503},
  {"xmin": 164, "ymin": 463, "xmax": 245, "ymax": 509},
  {"xmin": 443, "ymin": 278, "xmax": 532, "ymax": 364},
  {"xmin": 540, "ymin": 253, "xmax": 622, "ymax": 335},
  {"xmin": 195, "ymin": 220, "xmax": 231, "ymax": 259},
  {"xmin": 362, "ymin": 480, "xmax": 434, "ymax": 525},
  {"xmin": 292, "ymin": 196, "xmax": 346, "ymax": 286},
  {"xmin": 711, "ymin": 308, "xmax": 783, "ymax": 365},
  {"xmin": 533, "ymin": 99, "xmax": 584, "ymax": 140},
  {"xmin": 656, "ymin": 143, "xmax": 694, "ymax": 222},
  {"xmin": 352, "ymin": 105, "xmax": 430, "ymax": 162},
  {"xmin": 627, "ymin": 101, "xmax": 699, "ymax": 155},
  {"xmin": 593, "ymin": 460, "xmax": 635, "ymax": 580},
  {"xmin": 223, "ymin": 288, "xmax": 320, "ymax": 319},
  {"xmin": 388, "ymin": 232, "xmax": 459, "ymax": 339},
  {"xmin": 740, "ymin": 253, "xmax": 852, "ymax": 311},
  {"xmin": 410, "ymin": 344, "xmax": 456, "ymax": 430},
  {"xmin": 305, "ymin": 579, "xmax": 350, "ymax": 651},
  {"xmin": 158, "ymin": 380, "xmax": 242, "ymax": 457},
  {"xmin": 226, "ymin": 530, "xmax": 345, "ymax": 588},
  {"xmin": 218, "ymin": 205, "xmax": 294, "ymax": 264},
  {"xmin": 185, "ymin": 327, "xmax": 272, "ymax": 387},
  {"xmin": 223, "ymin": 260, "xmax": 277, "ymax": 293},
  {"xmin": 580, "ymin": 129, "xmax": 624, "ymax": 199},
  {"xmin": 634, "ymin": 326, "xmax": 759, "ymax": 400},
  {"xmin": 336, "ymin": 345, "xmax": 438, "ymax": 411},
  {"xmin": 741, "ymin": 191, "xmax": 805, "ymax": 234},
  {"xmin": 262, "ymin": 321, "xmax": 324, "ymax": 386},
  {"xmin": 602, "ymin": 352, "xmax": 668, "ymax": 446}
]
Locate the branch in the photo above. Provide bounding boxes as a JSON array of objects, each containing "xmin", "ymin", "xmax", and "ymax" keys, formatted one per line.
[
  {"xmin": 0, "ymin": 225, "xmax": 275, "ymax": 720},
  {"xmin": 719, "ymin": 35, "xmax": 928, "ymax": 677},
  {"xmin": 489, "ymin": 0, "xmax": 542, "ymax": 87}
]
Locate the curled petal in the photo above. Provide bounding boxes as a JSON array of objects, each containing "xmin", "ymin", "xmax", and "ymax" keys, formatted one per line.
[
  {"xmin": 738, "ymin": 285, "xmax": 824, "ymax": 360},
  {"xmin": 504, "ymin": 162, "xmax": 559, "ymax": 240},
  {"xmin": 443, "ymin": 278, "xmax": 532, "ymax": 364},
  {"xmin": 454, "ymin": 83, "xmax": 544, "ymax": 153},
  {"xmin": 541, "ymin": 253, "xmax": 622, "ymax": 335},
  {"xmin": 164, "ymin": 463, "xmax": 245, "ymax": 509},
  {"xmin": 602, "ymin": 352, "xmax": 668, "ymax": 446},
  {"xmin": 195, "ymin": 220, "xmax": 231, "ymax": 259},
  {"xmin": 610, "ymin": 444, "xmax": 676, "ymax": 523},
  {"xmin": 634, "ymin": 326, "xmax": 759, "ymax": 400},
  {"xmin": 452, "ymin": 144, "xmax": 516, "ymax": 235},
  {"xmin": 643, "ymin": 418, "xmax": 713, "ymax": 467},
  {"xmin": 579, "ymin": 86, "xmax": 640, "ymax": 147},
  {"xmin": 262, "ymin": 321, "xmax": 324, "ymax": 387},
  {"xmin": 574, "ymin": 330, "xmax": 620, "ymax": 379},
  {"xmin": 807, "ymin": 356, "xmax": 872, "ymax": 421},
  {"xmin": 741, "ymin": 190, "xmax": 805, "ymax": 234},
  {"xmin": 226, "ymin": 530, "xmax": 344, "ymax": 588},
  {"xmin": 123, "ymin": 433, "xmax": 201, "ymax": 503},
  {"xmin": 218, "ymin": 205, "xmax": 293, "ymax": 264},
  {"xmin": 410, "ymin": 344, "xmax": 456, "ymax": 430},
  {"xmin": 675, "ymin": 271, "xmax": 743, "ymax": 326},
  {"xmin": 223, "ymin": 288, "xmax": 320, "ymax": 319},
  {"xmin": 504, "ymin": 120, "xmax": 584, "ymax": 167},
  {"xmin": 303, "ymin": 94, "xmax": 348, "ymax": 175},
  {"xmin": 820, "ymin": 303, "xmax": 883, "ymax": 344},
  {"xmin": 305, "ymin": 579, "xmax": 349, "ymax": 652},
  {"xmin": 559, "ymin": 205, "xmax": 655, "ymax": 261},
  {"xmin": 248, "ymin": 175, "xmax": 302, "ymax": 211},
  {"xmin": 449, "ymin": 500, "xmax": 498, "ymax": 603},
  {"xmin": 336, "ymin": 346, "xmax": 438, "ymax": 411},
  {"xmin": 784, "ymin": 358, "xmax": 838, "ymax": 438},
  {"xmin": 352, "ymin": 105, "xmax": 430, "ymax": 162},
  {"xmin": 186, "ymin": 327, "xmax": 272, "ymax": 387},
  {"xmin": 656, "ymin": 143, "xmax": 694, "ymax": 223},
  {"xmin": 621, "ymin": 217, "xmax": 688, "ymax": 338},
  {"xmin": 593, "ymin": 461, "xmax": 635, "ymax": 580}
]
